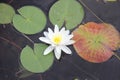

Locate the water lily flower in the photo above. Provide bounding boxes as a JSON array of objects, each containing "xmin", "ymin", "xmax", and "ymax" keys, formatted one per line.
[{"xmin": 39, "ymin": 25, "xmax": 75, "ymax": 59}]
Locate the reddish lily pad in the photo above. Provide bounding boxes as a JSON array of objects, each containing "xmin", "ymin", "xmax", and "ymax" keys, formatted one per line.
[{"xmin": 72, "ymin": 22, "xmax": 120, "ymax": 63}]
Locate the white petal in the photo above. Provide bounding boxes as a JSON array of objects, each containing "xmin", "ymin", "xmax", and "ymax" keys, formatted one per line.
[
  {"xmin": 54, "ymin": 25, "xmax": 59, "ymax": 33},
  {"xmin": 48, "ymin": 34, "xmax": 53, "ymax": 40},
  {"xmin": 65, "ymin": 30, "xmax": 70, "ymax": 35},
  {"xmin": 60, "ymin": 33, "xmax": 73, "ymax": 45},
  {"xmin": 64, "ymin": 40, "xmax": 75, "ymax": 45},
  {"xmin": 43, "ymin": 46, "xmax": 54, "ymax": 55},
  {"xmin": 68, "ymin": 34, "xmax": 73, "ymax": 39},
  {"xmin": 60, "ymin": 27, "xmax": 65, "ymax": 33},
  {"xmin": 54, "ymin": 46, "xmax": 61, "ymax": 59},
  {"xmin": 48, "ymin": 28, "xmax": 53, "ymax": 34},
  {"xmin": 61, "ymin": 46, "xmax": 72, "ymax": 54},
  {"xmin": 48, "ymin": 28, "xmax": 54, "ymax": 39},
  {"xmin": 60, "ymin": 29, "xmax": 70, "ymax": 35},
  {"xmin": 43, "ymin": 31, "xmax": 48, "ymax": 37},
  {"xmin": 39, "ymin": 37, "xmax": 51, "ymax": 44},
  {"xmin": 63, "ymin": 34, "xmax": 73, "ymax": 41}
]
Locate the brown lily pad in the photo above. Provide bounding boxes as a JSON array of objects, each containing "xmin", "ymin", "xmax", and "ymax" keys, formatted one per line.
[{"xmin": 72, "ymin": 22, "xmax": 120, "ymax": 63}]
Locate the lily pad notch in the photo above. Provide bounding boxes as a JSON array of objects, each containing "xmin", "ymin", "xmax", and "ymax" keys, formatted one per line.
[
  {"xmin": 49, "ymin": 0, "xmax": 84, "ymax": 29},
  {"xmin": 20, "ymin": 44, "xmax": 54, "ymax": 73},
  {"xmin": 13, "ymin": 6, "xmax": 47, "ymax": 34}
]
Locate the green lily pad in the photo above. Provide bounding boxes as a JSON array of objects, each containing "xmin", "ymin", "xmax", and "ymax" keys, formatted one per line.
[
  {"xmin": 49, "ymin": 0, "xmax": 84, "ymax": 29},
  {"xmin": 0, "ymin": 3, "xmax": 15, "ymax": 24},
  {"xmin": 13, "ymin": 6, "xmax": 46, "ymax": 34},
  {"xmin": 20, "ymin": 44, "xmax": 54, "ymax": 73}
]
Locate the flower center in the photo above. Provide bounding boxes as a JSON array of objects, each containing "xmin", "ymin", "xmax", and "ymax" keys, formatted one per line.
[{"xmin": 52, "ymin": 34, "xmax": 62, "ymax": 45}]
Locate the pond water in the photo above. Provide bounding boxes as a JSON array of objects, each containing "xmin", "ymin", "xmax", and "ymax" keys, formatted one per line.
[{"xmin": 0, "ymin": 0, "xmax": 120, "ymax": 80}]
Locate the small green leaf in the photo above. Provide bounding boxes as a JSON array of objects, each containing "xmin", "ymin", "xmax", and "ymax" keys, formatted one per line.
[
  {"xmin": 49, "ymin": 0, "xmax": 84, "ymax": 29},
  {"xmin": 13, "ymin": 6, "xmax": 46, "ymax": 34},
  {"xmin": 20, "ymin": 44, "xmax": 54, "ymax": 73},
  {"xmin": 0, "ymin": 3, "xmax": 15, "ymax": 24}
]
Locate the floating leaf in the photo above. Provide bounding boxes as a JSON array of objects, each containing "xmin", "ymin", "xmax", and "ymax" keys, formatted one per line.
[
  {"xmin": 0, "ymin": 3, "xmax": 15, "ymax": 24},
  {"xmin": 49, "ymin": 0, "xmax": 84, "ymax": 29},
  {"xmin": 20, "ymin": 44, "xmax": 54, "ymax": 73},
  {"xmin": 72, "ymin": 22, "xmax": 120, "ymax": 63},
  {"xmin": 13, "ymin": 6, "xmax": 46, "ymax": 34}
]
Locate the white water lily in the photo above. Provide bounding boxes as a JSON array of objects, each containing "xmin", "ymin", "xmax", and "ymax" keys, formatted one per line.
[{"xmin": 39, "ymin": 25, "xmax": 75, "ymax": 59}]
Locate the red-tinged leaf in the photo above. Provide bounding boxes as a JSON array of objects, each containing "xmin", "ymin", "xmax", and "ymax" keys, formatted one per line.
[{"xmin": 72, "ymin": 22, "xmax": 120, "ymax": 63}]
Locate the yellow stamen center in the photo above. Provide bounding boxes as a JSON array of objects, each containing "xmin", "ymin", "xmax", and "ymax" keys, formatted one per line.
[{"xmin": 52, "ymin": 34, "xmax": 62, "ymax": 45}]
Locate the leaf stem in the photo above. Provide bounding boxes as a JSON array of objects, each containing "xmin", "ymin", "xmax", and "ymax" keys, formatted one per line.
[
  {"xmin": 114, "ymin": 53, "xmax": 120, "ymax": 61},
  {"xmin": 63, "ymin": 58, "xmax": 99, "ymax": 80},
  {"xmin": 15, "ymin": 69, "xmax": 24, "ymax": 76},
  {"xmin": 78, "ymin": 0, "xmax": 104, "ymax": 23},
  {"xmin": 0, "ymin": 36, "xmax": 22, "ymax": 50},
  {"xmin": 3, "ymin": 24, "xmax": 6, "ymax": 28},
  {"xmin": 100, "ymin": 42, "xmax": 120, "ymax": 60},
  {"xmin": 10, "ymin": 23, "xmax": 34, "ymax": 45},
  {"xmin": 21, "ymin": 33, "xmax": 34, "ymax": 45},
  {"xmin": 8, "ymin": 0, "xmax": 14, "ymax": 4},
  {"xmin": 39, "ymin": 74, "xmax": 43, "ymax": 80}
]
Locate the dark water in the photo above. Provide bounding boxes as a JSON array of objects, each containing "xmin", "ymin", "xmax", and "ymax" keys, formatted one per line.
[{"xmin": 0, "ymin": 0, "xmax": 120, "ymax": 80}]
